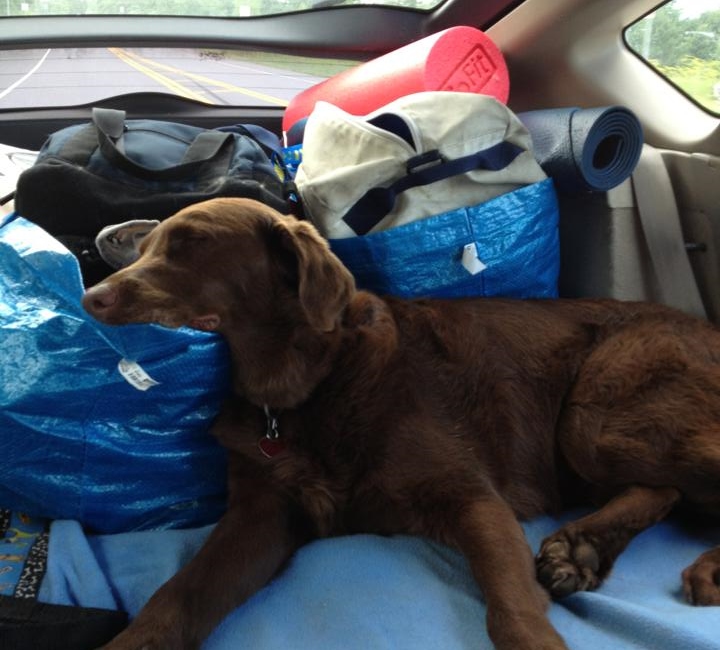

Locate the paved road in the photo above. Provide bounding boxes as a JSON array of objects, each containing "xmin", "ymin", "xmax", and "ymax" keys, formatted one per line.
[{"xmin": 0, "ymin": 47, "xmax": 326, "ymax": 109}]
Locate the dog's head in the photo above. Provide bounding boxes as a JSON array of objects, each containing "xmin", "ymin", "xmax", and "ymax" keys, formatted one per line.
[
  {"xmin": 83, "ymin": 197, "xmax": 357, "ymax": 406},
  {"xmin": 82, "ymin": 197, "xmax": 356, "ymax": 336}
]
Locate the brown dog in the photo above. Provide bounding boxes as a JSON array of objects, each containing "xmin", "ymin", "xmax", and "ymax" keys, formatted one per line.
[{"xmin": 82, "ymin": 197, "xmax": 720, "ymax": 650}]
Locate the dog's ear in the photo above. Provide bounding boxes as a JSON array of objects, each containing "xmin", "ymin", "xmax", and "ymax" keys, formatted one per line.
[{"xmin": 275, "ymin": 217, "xmax": 356, "ymax": 332}]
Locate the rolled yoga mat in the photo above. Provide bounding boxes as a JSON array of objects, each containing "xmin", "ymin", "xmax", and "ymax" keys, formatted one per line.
[
  {"xmin": 282, "ymin": 26, "xmax": 509, "ymax": 136},
  {"xmin": 518, "ymin": 106, "xmax": 644, "ymax": 193}
]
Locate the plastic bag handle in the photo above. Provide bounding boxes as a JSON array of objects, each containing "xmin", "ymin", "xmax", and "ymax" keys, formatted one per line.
[{"xmin": 92, "ymin": 108, "xmax": 235, "ymax": 182}]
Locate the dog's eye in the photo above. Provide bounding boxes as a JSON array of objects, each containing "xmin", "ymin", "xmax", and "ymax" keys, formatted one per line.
[{"xmin": 166, "ymin": 226, "xmax": 209, "ymax": 257}]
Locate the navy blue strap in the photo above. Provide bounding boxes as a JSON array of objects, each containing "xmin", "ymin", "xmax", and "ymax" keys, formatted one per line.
[{"xmin": 342, "ymin": 140, "xmax": 524, "ymax": 236}]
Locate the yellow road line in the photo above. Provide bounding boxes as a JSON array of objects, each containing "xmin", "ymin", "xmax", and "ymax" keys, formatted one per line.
[
  {"xmin": 108, "ymin": 47, "xmax": 209, "ymax": 103},
  {"xmin": 111, "ymin": 48, "xmax": 288, "ymax": 107}
]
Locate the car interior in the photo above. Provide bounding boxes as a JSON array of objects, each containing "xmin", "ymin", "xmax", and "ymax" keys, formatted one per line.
[
  {"xmin": 0, "ymin": 0, "xmax": 719, "ymax": 648},
  {"xmin": 1, "ymin": 0, "xmax": 719, "ymax": 317}
]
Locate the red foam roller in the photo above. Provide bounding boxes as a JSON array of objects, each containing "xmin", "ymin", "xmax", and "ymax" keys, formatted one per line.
[{"xmin": 282, "ymin": 26, "xmax": 509, "ymax": 135}]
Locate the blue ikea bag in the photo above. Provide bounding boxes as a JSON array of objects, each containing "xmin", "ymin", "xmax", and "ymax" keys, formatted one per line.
[
  {"xmin": 329, "ymin": 178, "xmax": 559, "ymax": 299},
  {"xmin": 295, "ymin": 93, "xmax": 559, "ymax": 300},
  {"xmin": 0, "ymin": 214, "xmax": 230, "ymax": 533}
]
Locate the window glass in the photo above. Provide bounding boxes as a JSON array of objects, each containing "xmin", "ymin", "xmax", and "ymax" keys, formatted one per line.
[
  {"xmin": 0, "ymin": 47, "xmax": 356, "ymax": 109},
  {"xmin": 625, "ymin": 0, "xmax": 720, "ymax": 114}
]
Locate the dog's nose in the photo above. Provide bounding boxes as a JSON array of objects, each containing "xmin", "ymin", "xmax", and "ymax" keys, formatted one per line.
[{"xmin": 82, "ymin": 283, "xmax": 118, "ymax": 317}]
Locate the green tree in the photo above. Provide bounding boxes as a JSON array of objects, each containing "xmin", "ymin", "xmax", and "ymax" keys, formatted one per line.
[
  {"xmin": 691, "ymin": 9, "xmax": 720, "ymax": 60},
  {"xmin": 627, "ymin": 2, "xmax": 720, "ymax": 66},
  {"xmin": 638, "ymin": 3, "xmax": 686, "ymax": 65}
]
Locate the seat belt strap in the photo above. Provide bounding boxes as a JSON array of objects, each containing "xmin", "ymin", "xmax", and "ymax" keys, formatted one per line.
[{"xmin": 631, "ymin": 145, "xmax": 706, "ymax": 319}]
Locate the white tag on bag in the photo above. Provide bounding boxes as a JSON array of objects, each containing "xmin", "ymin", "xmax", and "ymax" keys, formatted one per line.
[
  {"xmin": 118, "ymin": 359, "xmax": 160, "ymax": 391},
  {"xmin": 461, "ymin": 242, "xmax": 487, "ymax": 275}
]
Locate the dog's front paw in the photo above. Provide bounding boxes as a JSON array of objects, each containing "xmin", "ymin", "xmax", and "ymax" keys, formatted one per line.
[{"xmin": 536, "ymin": 531, "xmax": 601, "ymax": 598}]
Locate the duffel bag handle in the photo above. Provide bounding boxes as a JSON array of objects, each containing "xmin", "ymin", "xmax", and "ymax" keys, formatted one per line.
[
  {"xmin": 92, "ymin": 108, "xmax": 235, "ymax": 182},
  {"xmin": 56, "ymin": 108, "xmax": 236, "ymax": 183},
  {"xmin": 342, "ymin": 140, "xmax": 524, "ymax": 236}
]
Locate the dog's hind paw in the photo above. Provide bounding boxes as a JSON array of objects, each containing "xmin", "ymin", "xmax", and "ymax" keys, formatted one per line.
[
  {"xmin": 682, "ymin": 547, "xmax": 720, "ymax": 606},
  {"xmin": 536, "ymin": 532, "xmax": 601, "ymax": 598}
]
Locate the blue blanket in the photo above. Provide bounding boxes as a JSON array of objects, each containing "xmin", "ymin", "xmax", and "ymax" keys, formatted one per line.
[{"xmin": 39, "ymin": 511, "xmax": 719, "ymax": 649}]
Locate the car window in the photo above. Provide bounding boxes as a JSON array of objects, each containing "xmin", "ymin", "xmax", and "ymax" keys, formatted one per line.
[
  {"xmin": 0, "ymin": 0, "xmax": 445, "ymax": 110},
  {"xmin": 625, "ymin": 0, "xmax": 720, "ymax": 115},
  {"xmin": 0, "ymin": 46, "xmax": 356, "ymax": 109}
]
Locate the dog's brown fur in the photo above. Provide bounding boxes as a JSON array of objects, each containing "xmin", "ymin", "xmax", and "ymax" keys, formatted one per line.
[{"xmin": 83, "ymin": 197, "xmax": 720, "ymax": 650}]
